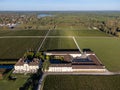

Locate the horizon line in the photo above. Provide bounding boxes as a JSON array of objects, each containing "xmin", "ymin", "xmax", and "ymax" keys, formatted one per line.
[{"xmin": 0, "ymin": 10, "xmax": 120, "ymax": 12}]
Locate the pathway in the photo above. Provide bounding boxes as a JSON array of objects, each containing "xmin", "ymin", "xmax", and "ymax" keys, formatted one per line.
[
  {"xmin": 37, "ymin": 29, "xmax": 51, "ymax": 52},
  {"xmin": 72, "ymin": 36, "xmax": 83, "ymax": 53}
]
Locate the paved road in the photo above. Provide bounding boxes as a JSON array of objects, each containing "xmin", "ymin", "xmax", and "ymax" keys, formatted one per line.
[
  {"xmin": 44, "ymin": 69, "xmax": 120, "ymax": 76},
  {"xmin": 37, "ymin": 73, "xmax": 47, "ymax": 90}
]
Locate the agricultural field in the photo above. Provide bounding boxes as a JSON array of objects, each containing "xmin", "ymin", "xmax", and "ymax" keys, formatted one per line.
[
  {"xmin": 43, "ymin": 75, "xmax": 120, "ymax": 90},
  {"xmin": 55, "ymin": 25, "xmax": 87, "ymax": 31},
  {"xmin": 49, "ymin": 29, "xmax": 110, "ymax": 37},
  {"xmin": 0, "ymin": 38, "xmax": 43, "ymax": 59},
  {"xmin": 0, "ymin": 29, "xmax": 110, "ymax": 37},
  {"xmin": 0, "ymin": 30, "xmax": 48, "ymax": 36},
  {"xmin": 76, "ymin": 38, "xmax": 120, "ymax": 72},
  {"xmin": 49, "ymin": 30, "xmax": 111, "ymax": 37},
  {"xmin": 41, "ymin": 38, "xmax": 77, "ymax": 51}
]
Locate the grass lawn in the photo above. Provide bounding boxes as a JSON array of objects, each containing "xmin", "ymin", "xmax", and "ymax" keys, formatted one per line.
[
  {"xmin": 41, "ymin": 38, "xmax": 77, "ymax": 51},
  {"xmin": 49, "ymin": 30, "xmax": 110, "ymax": 37},
  {"xmin": 0, "ymin": 38, "xmax": 43, "ymax": 59},
  {"xmin": 76, "ymin": 38, "xmax": 120, "ymax": 72},
  {"xmin": 43, "ymin": 75, "xmax": 120, "ymax": 90},
  {"xmin": 0, "ymin": 30, "xmax": 48, "ymax": 36},
  {"xmin": 0, "ymin": 74, "xmax": 30, "ymax": 90}
]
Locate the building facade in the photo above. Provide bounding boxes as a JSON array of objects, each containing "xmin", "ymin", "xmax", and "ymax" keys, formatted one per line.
[
  {"xmin": 44, "ymin": 50, "xmax": 106, "ymax": 72},
  {"xmin": 13, "ymin": 58, "xmax": 39, "ymax": 73}
]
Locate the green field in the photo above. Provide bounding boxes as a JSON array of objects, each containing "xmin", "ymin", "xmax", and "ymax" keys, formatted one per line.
[
  {"xmin": 41, "ymin": 38, "xmax": 77, "ymax": 51},
  {"xmin": 43, "ymin": 75, "xmax": 120, "ymax": 90},
  {"xmin": 0, "ymin": 37, "xmax": 78, "ymax": 59},
  {"xmin": 0, "ymin": 30, "xmax": 48, "ymax": 36},
  {"xmin": 0, "ymin": 38, "xmax": 43, "ymax": 59},
  {"xmin": 49, "ymin": 30, "xmax": 110, "ymax": 36},
  {"xmin": 0, "ymin": 29, "xmax": 110, "ymax": 37},
  {"xmin": 0, "ymin": 74, "xmax": 30, "ymax": 90},
  {"xmin": 76, "ymin": 38, "xmax": 120, "ymax": 72}
]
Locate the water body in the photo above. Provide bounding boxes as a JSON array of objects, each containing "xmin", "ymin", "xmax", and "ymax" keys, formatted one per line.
[
  {"xmin": 37, "ymin": 14, "xmax": 54, "ymax": 18},
  {"xmin": 0, "ymin": 65, "xmax": 14, "ymax": 69}
]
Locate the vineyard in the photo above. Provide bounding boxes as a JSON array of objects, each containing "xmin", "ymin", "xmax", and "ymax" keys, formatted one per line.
[
  {"xmin": 0, "ymin": 38, "xmax": 43, "ymax": 59},
  {"xmin": 43, "ymin": 75, "xmax": 120, "ymax": 90}
]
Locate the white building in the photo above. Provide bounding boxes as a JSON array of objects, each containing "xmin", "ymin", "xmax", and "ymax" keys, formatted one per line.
[
  {"xmin": 13, "ymin": 58, "xmax": 40, "ymax": 73},
  {"xmin": 46, "ymin": 64, "xmax": 72, "ymax": 72},
  {"xmin": 44, "ymin": 50, "xmax": 106, "ymax": 72}
]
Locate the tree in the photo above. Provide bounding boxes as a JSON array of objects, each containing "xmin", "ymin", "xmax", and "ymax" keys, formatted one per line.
[
  {"xmin": 35, "ymin": 52, "xmax": 42, "ymax": 58},
  {"xmin": 42, "ymin": 59, "xmax": 50, "ymax": 71},
  {"xmin": 24, "ymin": 51, "xmax": 34, "ymax": 60},
  {"xmin": 46, "ymin": 55, "xmax": 50, "ymax": 60}
]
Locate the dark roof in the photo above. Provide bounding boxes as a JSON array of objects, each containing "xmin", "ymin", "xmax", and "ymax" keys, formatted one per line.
[
  {"xmin": 82, "ymin": 49, "xmax": 92, "ymax": 52},
  {"xmin": 72, "ymin": 58, "xmax": 93, "ymax": 62},
  {"xmin": 47, "ymin": 49, "xmax": 79, "ymax": 52},
  {"xmin": 85, "ymin": 51, "xmax": 94, "ymax": 54},
  {"xmin": 45, "ymin": 49, "xmax": 80, "ymax": 54},
  {"xmin": 72, "ymin": 65, "xmax": 104, "ymax": 69},
  {"xmin": 29, "ymin": 58, "xmax": 39, "ymax": 66},
  {"xmin": 88, "ymin": 55, "xmax": 103, "ymax": 65},
  {"xmin": 50, "ymin": 64, "xmax": 71, "ymax": 67},
  {"xmin": 82, "ymin": 49, "xmax": 94, "ymax": 54},
  {"xmin": 72, "ymin": 55, "xmax": 104, "ymax": 69},
  {"xmin": 45, "ymin": 51, "xmax": 80, "ymax": 54},
  {"xmin": 72, "ymin": 55, "xmax": 103, "ymax": 65}
]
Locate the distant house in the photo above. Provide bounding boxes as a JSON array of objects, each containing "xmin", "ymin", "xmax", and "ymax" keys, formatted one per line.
[
  {"xmin": 44, "ymin": 49, "xmax": 106, "ymax": 72},
  {"xmin": 13, "ymin": 58, "xmax": 40, "ymax": 73}
]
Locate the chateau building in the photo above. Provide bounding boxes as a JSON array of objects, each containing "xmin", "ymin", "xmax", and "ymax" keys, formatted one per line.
[{"xmin": 13, "ymin": 58, "xmax": 40, "ymax": 73}]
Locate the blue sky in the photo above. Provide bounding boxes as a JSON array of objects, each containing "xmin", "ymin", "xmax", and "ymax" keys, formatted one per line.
[{"xmin": 0, "ymin": 0, "xmax": 120, "ymax": 11}]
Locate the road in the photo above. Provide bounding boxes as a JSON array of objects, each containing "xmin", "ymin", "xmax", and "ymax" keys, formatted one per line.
[
  {"xmin": 44, "ymin": 70, "xmax": 120, "ymax": 76},
  {"xmin": 37, "ymin": 73, "xmax": 47, "ymax": 90}
]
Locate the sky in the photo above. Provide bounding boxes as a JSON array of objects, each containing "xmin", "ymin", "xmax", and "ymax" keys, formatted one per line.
[{"xmin": 0, "ymin": 0, "xmax": 120, "ymax": 11}]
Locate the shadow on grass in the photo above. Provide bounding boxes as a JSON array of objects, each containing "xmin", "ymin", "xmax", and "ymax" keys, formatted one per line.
[
  {"xmin": 19, "ymin": 69, "xmax": 43, "ymax": 90},
  {"xmin": 0, "ymin": 59, "xmax": 18, "ymax": 61}
]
